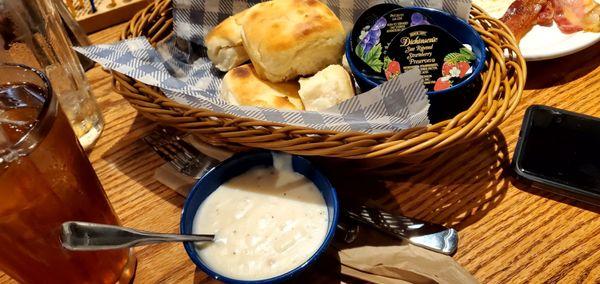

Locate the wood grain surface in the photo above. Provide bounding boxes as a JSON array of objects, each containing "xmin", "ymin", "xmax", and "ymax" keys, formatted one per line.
[{"xmin": 1, "ymin": 23, "xmax": 599, "ymax": 283}]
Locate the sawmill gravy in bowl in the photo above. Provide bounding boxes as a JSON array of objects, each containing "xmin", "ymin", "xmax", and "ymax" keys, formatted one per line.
[{"xmin": 181, "ymin": 151, "xmax": 339, "ymax": 283}]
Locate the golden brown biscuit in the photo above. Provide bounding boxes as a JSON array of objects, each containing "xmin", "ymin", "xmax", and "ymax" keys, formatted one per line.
[
  {"xmin": 205, "ymin": 9, "xmax": 252, "ymax": 71},
  {"xmin": 221, "ymin": 64, "xmax": 304, "ymax": 110},
  {"xmin": 240, "ymin": 0, "xmax": 346, "ymax": 82}
]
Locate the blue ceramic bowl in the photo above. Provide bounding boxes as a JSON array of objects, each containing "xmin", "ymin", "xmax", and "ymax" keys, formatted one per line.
[
  {"xmin": 180, "ymin": 151, "xmax": 339, "ymax": 284},
  {"xmin": 345, "ymin": 7, "xmax": 487, "ymax": 97}
]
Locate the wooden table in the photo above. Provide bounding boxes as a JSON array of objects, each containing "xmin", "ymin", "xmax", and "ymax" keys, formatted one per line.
[{"xmin": 1, "ymin": 23, "xmax": 599, "ymax": 283}]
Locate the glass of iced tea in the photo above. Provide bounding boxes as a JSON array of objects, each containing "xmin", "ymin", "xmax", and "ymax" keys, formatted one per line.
[{"xmin": 0, "ymin": 64, "xmax": 135, "ymax": 283}]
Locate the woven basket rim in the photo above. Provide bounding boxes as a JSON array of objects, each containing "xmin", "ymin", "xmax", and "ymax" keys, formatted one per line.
[{"xmin": 111, "ymin": 0, "xmax": 526, "ymax": 166}]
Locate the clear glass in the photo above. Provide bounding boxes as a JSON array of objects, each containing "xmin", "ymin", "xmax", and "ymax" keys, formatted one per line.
[
  {"xmin": 0, "ymin": 0, "xmax": 104, "ymax": 150},
  {"xmin": 0, "ymin": 64, "xmax": 135, "ymax": 283}
]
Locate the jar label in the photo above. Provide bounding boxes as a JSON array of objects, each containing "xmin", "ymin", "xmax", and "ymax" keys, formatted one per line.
[
  {"xmin": 353, "ymin": 8, "xmax": 433, "ymax": 78},
  {"xmin": 386, "ymin": 25, "xmax": 476, "ymax": 92},
  {"xmin": 350, "ymin": 3, "xmax": 403, "ymax": 80}
]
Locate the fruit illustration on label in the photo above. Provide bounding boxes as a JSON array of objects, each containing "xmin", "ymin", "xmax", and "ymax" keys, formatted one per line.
[
  {"xmin": 434, "ymin": 77, "xmax": 452, "ymax": 91},
  {"xmin": 434, "ymin": 47, "xmax": 476, "ymax": 91},
  {"xmin": 456, "ymin": 62, "xmax": 470, "ymax": 78},
  {"xmin": 441, "ymin": 62, "xmax": 453, "ymax": 77},
  {"xmin": 441, "ymin": 61, "xmax": 470, "ymax": 78},
  {"xmin": 410, "ymin": 12, "xmax": 430, "ymax": 26},
  {"xmin": 384, "ymin": 57, "xmax": 401, "ymax": 80},
  {"xmin": 356, "ymin": 17, "xmax": 387, "ymax": 72}
]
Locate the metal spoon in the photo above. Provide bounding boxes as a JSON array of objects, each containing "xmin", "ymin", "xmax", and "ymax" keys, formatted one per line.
[{"xmin": 60, "ymin": 221, "xmax": 214, "ymax": 251}]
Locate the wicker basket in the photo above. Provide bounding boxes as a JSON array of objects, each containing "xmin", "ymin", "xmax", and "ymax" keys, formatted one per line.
[{"xmin": 112, "ymin": 0, "xmax": 526, "ymax": 171}]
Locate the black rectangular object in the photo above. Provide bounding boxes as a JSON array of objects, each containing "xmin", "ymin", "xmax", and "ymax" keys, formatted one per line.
[{"xmin": 513, "ymin": 105, "xmax": 600, "ymax": 205}]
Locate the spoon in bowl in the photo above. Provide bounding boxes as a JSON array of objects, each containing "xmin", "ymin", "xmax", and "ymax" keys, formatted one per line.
[{"xmin": 60, "ymin": 221, "xmax": 214, "ymax": 251}]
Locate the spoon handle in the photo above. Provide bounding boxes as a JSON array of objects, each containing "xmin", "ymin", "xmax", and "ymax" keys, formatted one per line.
[{"xmin": 60, "ymin": 221, "xmax": 214, "ymax": 251}]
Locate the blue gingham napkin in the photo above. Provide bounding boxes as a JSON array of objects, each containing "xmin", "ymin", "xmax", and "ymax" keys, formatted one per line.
[{"xmin": 75, "ymin": 0, "xmax": 471, "ymax": 133}]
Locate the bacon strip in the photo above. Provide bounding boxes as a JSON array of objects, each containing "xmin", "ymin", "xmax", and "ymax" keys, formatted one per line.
[
  {"xmin": 500, "ymin": 0, "xmax": 549, "ymax": 41},
  {"xmin": 538, "ymin": 0, "xmax": 555, "ymax": 26},
  {"xmin": 554, "ymin": 0, "xmax": 600, "ymax": 33},
  {"xmin": 552, "ymin": 0, "xmax": 584, "ymax": 33},
  {"xmin": 500, "ymin": 0, "xmax": 599, "ymax": 41}
]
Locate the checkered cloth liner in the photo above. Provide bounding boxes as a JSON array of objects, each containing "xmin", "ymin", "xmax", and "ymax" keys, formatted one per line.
[
  {"xmin": 75, "ymin": 0, "xmax": 471, "ymax": 133},
  {"xmin": 175, "ymin": 0, "xmax": 471, "ymax": 43}
]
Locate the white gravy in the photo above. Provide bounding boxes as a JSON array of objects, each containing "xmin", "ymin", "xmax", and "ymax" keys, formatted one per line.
[{"xmin": 192, "ymin": 153, "xmax": 328, "ymax": 280}]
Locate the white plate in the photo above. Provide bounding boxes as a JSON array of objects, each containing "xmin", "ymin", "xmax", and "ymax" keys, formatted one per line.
[{"xmin": 518, "ymin": 23, "xmax": 600, "ymax": 61}]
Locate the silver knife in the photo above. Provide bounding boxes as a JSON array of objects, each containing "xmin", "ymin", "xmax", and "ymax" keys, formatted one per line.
[{"xmin": 344, "ymin": 205, "xmax": 458, "ymax": 255}]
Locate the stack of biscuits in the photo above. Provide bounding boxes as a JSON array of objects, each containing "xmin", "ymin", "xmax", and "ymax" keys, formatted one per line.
[{"xmin": 205, "ymin": 0, "xmax": 355, "ymax": 111}]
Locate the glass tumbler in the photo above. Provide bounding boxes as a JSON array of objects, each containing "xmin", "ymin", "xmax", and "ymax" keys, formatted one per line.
[
  {"xmin": 0, "ymin": 0, "xmax": 104, "ymax": 150},
  {"xmin": 0, "ymin": 64, "xmax": 135, "ymax": 283}
]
